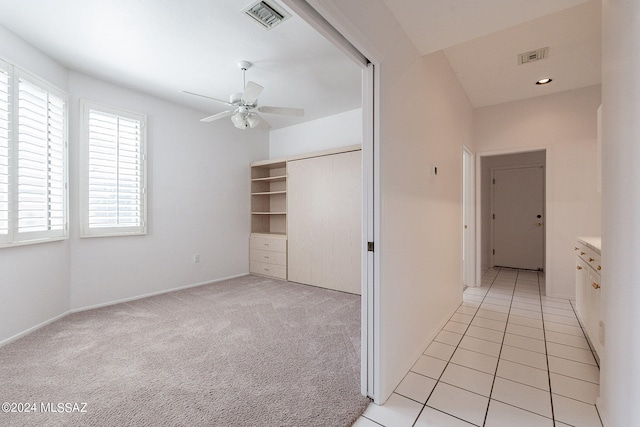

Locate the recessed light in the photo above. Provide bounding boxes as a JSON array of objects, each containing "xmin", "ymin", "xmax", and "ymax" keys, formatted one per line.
[{"xmin": 536, "ymin": 78, "xmax": 553, "ymax": 85}]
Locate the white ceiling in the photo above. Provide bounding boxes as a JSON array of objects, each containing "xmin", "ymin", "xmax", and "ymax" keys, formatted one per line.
[
  {"xmin": 444, "ymin": 0, "xmax": 601, "ymax": 107},
  {"xmin": 0, "ymin": 0, "xmax": 603, "ymax": 123},
  {"xmin": 383, "ymin": 0, "xmax": 601, "ymax": 107},
  {"xmin": 0, "ymin": 0, "xmax": 363, "ymax": 129},
  {"xmin": 382, "ymin": 0, "xmax": 595, "ymax": 55}
]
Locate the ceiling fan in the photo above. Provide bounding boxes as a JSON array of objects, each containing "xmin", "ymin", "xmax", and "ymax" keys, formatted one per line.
[{"xmin": 184, "ymin": 61, "xmax": 304, "ymax": 130}]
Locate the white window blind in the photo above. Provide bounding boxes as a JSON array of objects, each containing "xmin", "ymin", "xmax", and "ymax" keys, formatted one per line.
[
  {"xmin": 0, "ymin": 64, "xmax": 9, "ymax": 239},
  {"xmin": 17, "ymin": 77, "xmax": 66, "ymax": 235},
  {"xmin": 0, "ymin": 60, "xmax": 68, "ymax": 248},
  {"xmin": 80, "ymin": 100, "xmax": 146, "ymax": 237}
]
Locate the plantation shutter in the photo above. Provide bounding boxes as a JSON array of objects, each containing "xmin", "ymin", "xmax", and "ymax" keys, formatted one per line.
[
  {"xmin": 0, "ymin": 64, "xmax": 9, "ymax": 240},
  {"xmin": 17, "ymin": 76, "xmax": 66, "ymax": 238},
  {"xmin": 81, "ymin": 101, "xmax": 146, "ymax": 237},
  {"xmin": 0, "ymin": 62, "xmax": 68, "ymax": 248}
]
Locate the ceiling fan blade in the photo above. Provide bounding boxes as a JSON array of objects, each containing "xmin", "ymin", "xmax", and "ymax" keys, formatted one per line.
[
  {"xmin": 183, "ymin": 90, "xmax": 232, "ymax": 106},
  {"xmin": 200, "ymin": 110, "xmax": 234, "ymax": 122},
  {"xmin": 242, "ymin": 81, "xmax": 263, "ymax": 105},
  {"xmin": 258, "ymin": 106, "xmax": 305, "ymax": 117}
]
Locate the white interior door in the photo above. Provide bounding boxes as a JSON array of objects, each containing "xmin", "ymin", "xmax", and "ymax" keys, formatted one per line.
[
  {"xmin": 492, "ymin": 166, "xmax": 544, "ymax": 270},
  {"xmin": 287, "ymin": 150, "xmax": 362, "ymax": 294}
]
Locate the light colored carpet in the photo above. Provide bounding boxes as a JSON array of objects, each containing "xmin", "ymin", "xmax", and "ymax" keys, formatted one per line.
[{"xmin": 0, "ymin": 275, "xmax": 369, "ymax": 426}]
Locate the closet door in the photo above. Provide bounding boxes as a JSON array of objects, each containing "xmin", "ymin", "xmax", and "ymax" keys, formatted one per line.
[{"xmin": 288, "ymin": 150, "xmax": 361, "ymax": 294}]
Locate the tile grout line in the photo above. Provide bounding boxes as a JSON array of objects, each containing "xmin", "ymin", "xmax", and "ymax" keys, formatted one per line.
[
  {"xmin": 481, "ymin": 268, "xmax": 519, "ymax": 427},
  {"xmin": 567, "ymin": 291, "xmax": 605, "ymax": 427},
  {"xmin": 537, "ymin": 270, "xmax": 557, "ymax": 426},
  {"xmin": 410, "ymin": 268, "xmax": 501, "ymax": 427},
  {"xmin": 567, "ymin": 298, "xmax": 600, "ymax": 370}
]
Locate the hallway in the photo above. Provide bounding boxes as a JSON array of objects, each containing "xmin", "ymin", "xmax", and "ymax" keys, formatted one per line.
[{"xmin": 354, "ymin": 268, "xmax": 603, "ymax": 426}]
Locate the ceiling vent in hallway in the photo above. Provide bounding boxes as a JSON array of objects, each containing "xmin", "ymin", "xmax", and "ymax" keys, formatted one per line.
[
  {"xmin": 518, "ymin": 47, "xmax": 549, "ymax": 65},
  {"xmin": 244, "ymin": 0, "xmax": 290, "ymax": 30}
]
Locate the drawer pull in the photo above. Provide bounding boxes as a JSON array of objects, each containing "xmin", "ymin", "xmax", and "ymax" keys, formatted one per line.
[
  {"xmin": 576, "ymin": 266, "xmax": 583, "ymax": 270},
  {"xmin": 264, "ymin": 243, "xmax": 270, "ymax": 247},
  {"xmin": 574, "ymin": 247, "xmax": 579, "ymax": 251},
  {"xmin": 580, "ymin": 251, "xmax": 586, "ymax": 255},
  {"xmin": 589, "ymin": 257, "xmax": 594, "ymax": 262},
  {"xmin": 264, "ymin": 256, "xmax": 270, "ymax": 259},
  {"xmin": 597, "ymin": 265, "xmax": 602, "ymax": 271},
  {"xmin": 592, "ymin": 282, "xmax": 601, "ymax": 290}
]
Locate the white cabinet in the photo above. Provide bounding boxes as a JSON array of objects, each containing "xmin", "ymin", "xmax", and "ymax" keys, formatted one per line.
[
  {"xmin": 249, "ymin": 160, "xmax": 287, "ymax": 280},
  {"xmin": 250, "ymin": 234, "xmax": 287, "ymax": 280},
  {"xmin": 249, "ymin": 145, "xmax": 362, "ymax": 291},
  {"xmin": 287, "ymin": 150, "xmax": 362, "ymax": 294},
  {"xmin": 575, "ymin": 237, "xmax": 603, "ymax": 360}
]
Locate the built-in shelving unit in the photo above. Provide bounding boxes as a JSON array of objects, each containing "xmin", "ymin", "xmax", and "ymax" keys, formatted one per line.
[
  {"xmin": 250, "ymin": 159, "xmax": 287, "ymax": 235},
  {"xmin": 250, "ymin": 159, "xmax": 288, "ymax": 280}
]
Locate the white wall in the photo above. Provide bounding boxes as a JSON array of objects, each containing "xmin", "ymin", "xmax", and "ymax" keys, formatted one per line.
[
  {"xmin": 0, "ymin": 23, "xmax": 268, "ymax": 344},
  {"xmin": 68, "ymin": 72, "xmax": 268, "ymax": 310},
  {"xmin": 269, "ymin": 108, "xmax": 362, "ymax": 158},
  {"xmin": 312, "ymin": 0, "xmax": 475, "ymax": 403},
  {"xmin": 599, "ymin": 1, "xmax": 640, "ymax": 425},
  {"xmin": 480, "ymin": 151, "xmax": 546, "ymax": 272},
  {"xmin": 475, "ymin": 86, "xmax": 602, "ymax": 298},
  {"xmin": 0, "ymin": 25, "xmax": 71, "ymax": 345}
]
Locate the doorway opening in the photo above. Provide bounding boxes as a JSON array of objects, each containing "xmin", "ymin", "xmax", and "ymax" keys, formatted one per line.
[
  {"xmin": 478, "ymin": 150, "xmax": 547, "ymax": 290},
  {"xmin": 282, "ymin": 0, "xmax": 377, "ymax": 401}
]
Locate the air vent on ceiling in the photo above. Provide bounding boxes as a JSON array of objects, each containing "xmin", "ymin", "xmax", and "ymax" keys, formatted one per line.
[
  {"xmin": 518, "ymin": 47, "xmax": 549, "ymax": 65},
  {"xmin": 244, "ymin": 0, "xmax": 290, "ymax": 30}
]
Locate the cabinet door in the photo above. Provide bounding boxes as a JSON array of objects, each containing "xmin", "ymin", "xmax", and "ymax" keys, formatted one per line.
[
  {"xmin": 575, "ymin": 257, "xmax": 590, "ymax": 326},
  {"xmin": 288, "ymin": 151, "xmax": 362, "ymax": 294},
  {"xmin": 588, "ymin": 268, "xmax": 602, "ymax": 357}
]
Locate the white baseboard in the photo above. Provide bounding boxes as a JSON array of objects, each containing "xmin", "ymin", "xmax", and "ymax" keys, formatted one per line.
[
  {"xmin": 0, "ymin": 311, "xmax": 70, "ymax": 348},
  {"xmin": 0, "ymin": 273, "xmax": 250, "ymax": 348},
  {"xmin": 71, "ymin": 273, "xmax": 250, "ymax": 313}
]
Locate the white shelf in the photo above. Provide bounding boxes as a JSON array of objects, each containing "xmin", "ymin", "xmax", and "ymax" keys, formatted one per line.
[
  {"xmin": 251, "ymin": 161, "xmax": 287, "ymax": 235},
  {"xmin": 251, "ymin": 191, "xmax": 286, "ymax": 196},
  {"xmin": 251, "ymin": 175, "xmax": 286, "ymax": 183},
  {"xmin": 252, "ymin": 212, "xmax": 286, "ymax": 215}
]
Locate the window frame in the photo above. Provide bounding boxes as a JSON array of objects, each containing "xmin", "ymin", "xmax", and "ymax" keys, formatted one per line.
[
  {"xmin": 0, "ymin": 58, "xmax": 69, "ymax": 248},
  {"xmin": 79, "ymin": 99, "xmax": 147, "ymax": 238}
]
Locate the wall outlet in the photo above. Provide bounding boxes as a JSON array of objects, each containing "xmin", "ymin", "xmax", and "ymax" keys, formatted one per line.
[{"xmin": 193, "ymin": 254, "xmax": 200, "ymax": 263}]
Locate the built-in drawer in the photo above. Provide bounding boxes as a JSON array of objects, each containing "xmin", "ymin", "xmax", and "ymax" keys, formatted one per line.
[
  {"xmin": 250, "ymin": 249, "xmax": 287, "ymax": 266},
  {"xmin": 250, "ymin": 235, "xmax": 287, "ymax": 253},
  {"xmin": 589, "ymin": 249, "xmax": 602, "ymax": 273},
  {"xmin": 250, "ymin": 261, "xmax": 287, "ymax": 280},
  {"xmin": 576, "ymin": 242, "xmax": 590, "ymax": 263}
]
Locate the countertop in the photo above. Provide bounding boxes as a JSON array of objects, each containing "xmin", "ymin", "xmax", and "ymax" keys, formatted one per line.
[{"xmin": 578, "ymin": 236, "xmax": 601, "ymax": 253}]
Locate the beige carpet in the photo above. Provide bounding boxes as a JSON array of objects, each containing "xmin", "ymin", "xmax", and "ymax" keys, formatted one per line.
[{"xmin": 0, "ymin": 275, "xmax": 369, "ymax": 426}]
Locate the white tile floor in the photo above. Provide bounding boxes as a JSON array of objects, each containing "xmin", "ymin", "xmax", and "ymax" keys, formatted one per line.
[{"xmin": 353, "ymin": 268, "xmax": 604, "ymax": 427}]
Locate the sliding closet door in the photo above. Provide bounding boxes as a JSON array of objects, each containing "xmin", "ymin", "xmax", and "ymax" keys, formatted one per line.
[{"xmin": 288, "ymin": 150, "xmax": 362, "ymax": 294}]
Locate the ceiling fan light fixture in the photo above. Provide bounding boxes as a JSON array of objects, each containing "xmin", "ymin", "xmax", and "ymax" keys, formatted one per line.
[
  {"xmin": 247, "ymin": 114, "xmax": 261, "ymax": 128},
  {"xmin": 231, "ymin": 112, "xmax": 248, "ymax": 129}
]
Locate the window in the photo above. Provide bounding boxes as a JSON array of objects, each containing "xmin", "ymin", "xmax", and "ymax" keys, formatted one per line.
[
  {"xmin": 80, "ymin": 100, "xmax": 147, "ymax": 237},
  {"xmin": 0, "ymin": 59, "xmax": 69, "ymax": 247}
]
